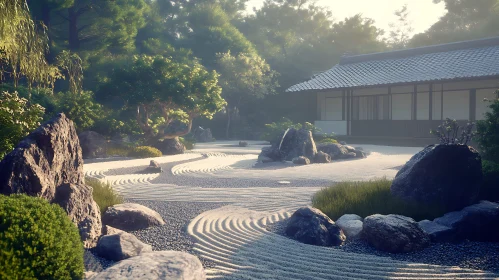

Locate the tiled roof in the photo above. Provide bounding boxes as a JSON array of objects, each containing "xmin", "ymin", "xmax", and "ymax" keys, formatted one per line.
[{"xmin": 286, "ymin": 37, "xmax": 499, "ymax": 92}]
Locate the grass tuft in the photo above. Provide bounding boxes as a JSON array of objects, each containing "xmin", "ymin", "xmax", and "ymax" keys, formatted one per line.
[
  {"xmin": 86, "ymin": 177, "xmax": 124, "ymax": 213},
  {"xmin": 312, "ymin": 178, "xmax": 446, "ymax": 221}
]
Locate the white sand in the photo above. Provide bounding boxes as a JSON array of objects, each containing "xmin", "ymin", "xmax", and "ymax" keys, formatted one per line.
[{"xmin": 84, "ymin": 142, "xmax": 499, "ymax": 279}]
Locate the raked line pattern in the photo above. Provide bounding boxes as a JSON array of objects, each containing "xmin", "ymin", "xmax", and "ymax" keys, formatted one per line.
[{"xmin": 84, "ymin": 152, "xmax": 499, "ymax": 279}]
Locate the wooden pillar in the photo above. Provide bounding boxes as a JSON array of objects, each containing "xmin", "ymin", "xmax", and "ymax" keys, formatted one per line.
[
  {"xmin": 470, "ymin": 89, "xmax": 476, "ymax": 121},
  {"xmin": 413, "ymin": 85, "xmax": 418, "ymax": 120},
  {"xmin": 429, "ymin": 84, "xmax": 433, "ymax": 121},
  {"xmin": 441, "ymin": 87, "xmax": 444, "ymax": 120},
  {"xmin": 388, "ymin": 87, "xmax": 392, "ymax": 120},
  {"xmin": 342, "ymin": 90, "xmax": 346, "ymax": 121}
]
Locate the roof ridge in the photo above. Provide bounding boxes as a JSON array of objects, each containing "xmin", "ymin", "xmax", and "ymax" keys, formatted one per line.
[{"xmin": 340, "ymin": 36, "xmax": 499, "ymax": 65}]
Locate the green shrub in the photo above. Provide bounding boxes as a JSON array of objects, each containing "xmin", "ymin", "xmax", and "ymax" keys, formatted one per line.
[
  {"xmin": 179, "ymin": 136, "xmax": 195, "ymax": 150},
  {"xmin": 0, "ymin": 91, "xmax": 45, "ymax": 159},
  {"xmin": 476, "ymin": 90, "xmax": 499, "ymax": 163},
  {"xmin": 127, "ymin": 146, "xmax": 162, "ymax": 158},
  {"xmin": 261, "ymin": 117, "xmax": 323, "ymax": 142},
  {"xmin": 86, "ymin": 177, "xmax": 124, "ymax": 213},
  {"xmin": 480, "ymin": 160, "xmax": 499, "ymax": 201},
  {"xmin": 0, "ymin": 194, "xmax": 84, "ymax": 280},
  {"xmin": 312, "ymin": 178, "xmax": 446, "ymax": 221},
  {"xmin": 55, "ymin": 90, "xmax": 104, "ymax": 132}
]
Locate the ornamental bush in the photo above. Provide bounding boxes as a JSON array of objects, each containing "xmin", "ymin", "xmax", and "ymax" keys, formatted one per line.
[
  {"xmin": 476, "ymin": 90, "xmax": 499, "ymax": 163},
  {"xmin": 261, "ymin": 117, "xmax": 325, "ymax": 143},
  {"xmin": 0, "ymin": 195, "xmax": 84, "ymax": 280},
  {"xmin": 479, "ymin": 160, "xmax": 499, "ymax": 201},
  {"xmin": 128, "ymin": 146, "xmax": 162, "ymax": 158}
]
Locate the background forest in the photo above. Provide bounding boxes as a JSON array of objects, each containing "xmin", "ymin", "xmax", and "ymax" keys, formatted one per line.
[{"xmin": 2, "ymin": 0, "xmax": 499, "ymax": 153}]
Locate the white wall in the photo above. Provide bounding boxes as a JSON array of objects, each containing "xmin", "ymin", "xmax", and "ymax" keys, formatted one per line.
[
  {"xmin": 417, "ymin": 92, "xmax": 429, "ymax": 120},
  {"xmin": 315, "ymin": 121, "xmax": 347, "ymax": 135},
  {"xmin": 392, "ymin": 93, "xmax": 412, "ymax": 120},
  {"xmin": 443, "ymin": 90, "xmax": 469, "ymax": 120},
  {"xmin": 432, "ymin": 91, "xmax": 442, "ymax": 120},
  {"xmin": 476, "ymin": 89, "xmax": 498, "ymax": 120}
]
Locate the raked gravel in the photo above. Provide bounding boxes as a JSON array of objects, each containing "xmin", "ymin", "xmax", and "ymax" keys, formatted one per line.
[
  {"xmin": 126, "ymin": 199, "xmax": 227, "ymax": 268},
  {"xmin": 267, "ymin": 218, "xmax": 499, "ymax": 274}
]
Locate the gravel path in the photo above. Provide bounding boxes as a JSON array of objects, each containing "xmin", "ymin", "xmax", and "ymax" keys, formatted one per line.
[
  {"xmin": 126, "ymin": 200, "xmax": 227, "ymax": 268},
  {"xmin": 267, "ymin": 218, "xmax": 499, "ymax": 274}
]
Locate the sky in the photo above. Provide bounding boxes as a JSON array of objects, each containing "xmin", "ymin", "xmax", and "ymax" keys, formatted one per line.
[{"xmin": 245, "ymin": 0, "xmax": 447, "ymax": 37}]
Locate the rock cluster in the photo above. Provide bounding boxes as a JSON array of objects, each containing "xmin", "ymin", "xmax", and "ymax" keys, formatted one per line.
[
  {"xmin": 154, "ymin": 137, "xmax": 185, "ymax": 155},
  {"xmin": 258, "ymin": 128, "xmax": 366, "ymax": 164},
  {"xmin": 391, "ymin": 144, "xmax": 482, "ymax": 212},
  {"xmin": 0, "ymin": 113, "xmax": 102, "ymax": 248},
  {"xmin": 285, "ymin": 207, "xmax": 345, "ymax": 246}
]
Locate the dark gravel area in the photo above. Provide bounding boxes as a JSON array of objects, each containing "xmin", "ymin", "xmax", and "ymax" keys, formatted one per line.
[
  {"xmin": 84, "ymin": 249, "xmax": 114, "ymax": 272},
  {"xmin": 126, "ymin": 199, "xmax": 227, "ymax": 268},
  {"xmin": 104, "ymin": 157, "xmax": 333, "ymax": 188},
  {"xmin": 266, "ymin": 218, "xmax": 499, "ymax": 274}
]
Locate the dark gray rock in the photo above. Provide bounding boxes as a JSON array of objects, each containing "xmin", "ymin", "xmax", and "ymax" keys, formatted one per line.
[
  {"xmin": 336, "ymin": 214, "xmax": 363, "ymax": 240},
  {"xmin": 363, "ymin": 214, "xmax": 430, "ymax": 253},
  {"xmin": 102, "ymin": 203, "xmax": 165, "ymax": 231},
  {"xmin": 104, "ymin": 225, "xmax": 125, "ymax": 235},
  {"xmin": 0, "ymin": 113, "xmax": 101, "ymax": 248},
  {"xmin": 143, "ymin": 160, "xmax": 162, "ymax": 173},
  {"xmin": 78, "ymin": 131, "xmax": 107, "ymax": 159},
  {"xmin": 154, "ymin": 137, "xmax": 185, "ymax": 155},
  {"xmin": 391, "ymin": 144, "xmax": 482, "ymax": 212},
  {"xmin": 89, "ymin": 251, "xmax": 206, "ymax": 280},
  {"xmin": 314, "ymin": 151, "xmax": 331, "ymax": 163},
  {"xmin": 193, "ymin": 126, "xmax": 213, "ymax": 143},
  {"xmin": 53, "ymin": 183, "xmax": 102, "ymax": 248},
  {"xmin": 259, "ymin": 128, "xmax": 317, "ymax": 162},
  {"xmin": 285, "ymin": 206, "xmax": 345, "ymax": 246},
  {"xmin": 292, "ymin": 156, "xmax": 310, "ymax": 165},
  {"xmin": 433, "ymin": 200, "xmax": 499, "ymax": 242},
  {"xmin": 418, "ymin": 220, "xmax": 455, "ymax": 242},
  {"xmin": 239, "ymin": 141, "xmax": 248, "ymax": 147},
  {"xmin": 96, "ymin": 232, "xmax": 152, "ymax": 261}
]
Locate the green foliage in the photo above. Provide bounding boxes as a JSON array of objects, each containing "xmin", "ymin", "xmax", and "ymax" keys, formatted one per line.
[
  {"xmin": 128, "ymin": 146, "xmax": 162, "ymax": 158},
  {"xmin": 0, "ymin": 194, "xmax": 84, "ymax": 280},
  {"xmin": 476, "ymin": 91, "xmax": 499, "ymax": 162},
  {"xmin": 86, "ymin": 177, "xmax": 124, "ymax": 213},
  {"xmin": 480, "ymin": 160, "xmax": 499, "ymax": 201},
  {"xmin": 312, "ymin": 178, "xmax": 446, "ymax": 221},
  {"xmin": 0, "ymin": 91, "xmax": 45, "ymax": 159},
  {"xmin": 97, "ymin": 55, "xmax": 225, "ymax": 140},
  {"xmin": 260, "ymin": 117, "xmax": 322, "ymax": 142},
  {"xmin": 55, "ymin": 91, "xmax": 104, "ymax": 132},
  {"xmin": 179, "ymin": 136, "xmax": 195, "ymax": 150}
]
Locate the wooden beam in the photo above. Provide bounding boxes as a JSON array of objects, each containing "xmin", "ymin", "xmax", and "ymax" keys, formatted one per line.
[
  {"xmin": 342, "ymin": 90, "xmax": 346, "ymax": 121},
  {"xmin": 441, "ymin": 87, "xmax": 444, "ymax": 120},
  {"xmin": 413, "ymin": 85, "xmax": 417, "ymax": 120}
]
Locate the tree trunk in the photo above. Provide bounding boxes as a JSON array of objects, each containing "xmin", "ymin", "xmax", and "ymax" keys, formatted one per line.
[
  {"xmin": 68, "ymin": 7, "xmax": 80, "ymax": 51},
  {"xmin": 41, "ymin": 4, "xmax": 51, "ymax": 29},
  {"xmin": 225, "ymin": 106, "xmax": 231, "ymax": 140}
]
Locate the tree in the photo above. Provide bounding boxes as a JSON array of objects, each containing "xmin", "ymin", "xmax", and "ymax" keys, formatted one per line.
[
  {"xmin": 410, "ymin": 0, "xmax": 499, "ymax": 47},
  {"xmin": 0, "ymin": 0, "xmax": 61, "ymax": 88},
  {"xmin": 476, "ymin": 90, "xmax": 499, "ymax": 162},
  {"xmin": 217, "ymin": 52, "xmax": 278, "ymax": 138},
  {"xmin": 388, "ymin": 4, "xmax": 414, "ymax": 49},
  {"xmin": 97, "ymin": 55, "xmax": 226, "ymax": 141},
  {"xmin": 27, "ymin": 0, "xmax": 74, "ymax": 30}
]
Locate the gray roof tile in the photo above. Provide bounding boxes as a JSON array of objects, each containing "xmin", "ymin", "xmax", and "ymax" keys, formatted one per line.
[{"xmin": 287, "ymin": 37, "xmax": 499, "ymax": 92}]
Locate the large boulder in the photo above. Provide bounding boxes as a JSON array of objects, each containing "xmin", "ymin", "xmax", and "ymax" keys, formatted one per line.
[
  {"xmin": 391, "ymin": 144, "xmax": 482, "ymax": 212},
  {"xmin": 0, "ymin": 113, "xmax": 101, "ymax": 248},
  {"xmin": 418, "ymin": 220, "xmax": 455, "ymax": 242},
  {"xmin": 285, "ymin": 207, "xmax": 345, "ymax": 246},
  {"xmin": 96, "ymin": 232, "xmax": 152, "ymax": 261},
  {"xmin": 336, "ymin": 214, "xmax": 363, "ymax": 240},
  {"xmin": 432, "ymin": 200, "xmax": 499, "ymax": 242},
  {"xmin": 259, "ymin": 128, "xmax": 317, "ymax": 162},
  {"xmin": 89, "ymin": 251, "xmax": 206, "ymax": 280},
  {"xmin": 314, "ymin": 151, "xmax": 331, "ymax": 163},
  {"xmin": 143, "ymin": 160, "xmax": 162, "ymax": 174},
  {"xmin": 53, "ymin": 183, "xmax": 102, "ymax": 248},
  {"xmin": 193, "ymin": 126, "xmax": 213, "ymax": 143},
  {"xmin": 78, "ymin": 131, "xmax": 107, "ymax": 159},
  {"xmin": 102, "ymin": 203, "xmax": 165, "ymax": 231},
  {"xmin": 363, "ymin": 214, "xmax": 430, "ymax": 253},
  {"xmin": 154, "ymin": 137, "xmax": 185, "ymax": 155}
]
